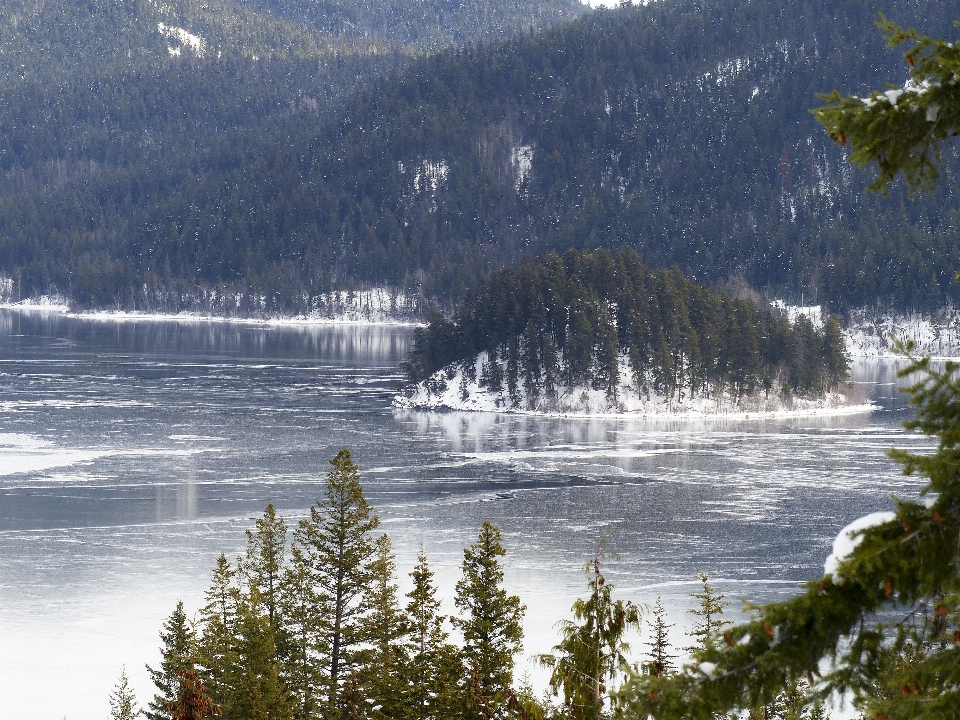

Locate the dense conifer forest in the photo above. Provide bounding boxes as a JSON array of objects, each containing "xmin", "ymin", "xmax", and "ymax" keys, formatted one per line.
[
  {"xmin": 405, "ymin": 249, "xmax": 848, "ymax": 404},
  {"xmin": 1, "ymin": 0, "xmax": 957, "ymax": 313}
]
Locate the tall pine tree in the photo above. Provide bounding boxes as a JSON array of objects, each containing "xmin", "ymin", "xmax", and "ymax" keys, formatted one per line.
[
  {"xmin": 453, "ymin": 521, "xmax": 526, "ymax": 719},
  {"xmin": 146, "ymin": 600, "xmax": 196, "ymax": 720},
  {"xmin": 294, "ymin": 449, "xmax": 380, "ymax": 713}
]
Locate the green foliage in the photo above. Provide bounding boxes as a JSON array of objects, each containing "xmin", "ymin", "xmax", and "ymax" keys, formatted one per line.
[
  {"xmin": 294, "ymin": 448, "xmax": 381, "ymax": 711},
  {"xmin": 453, "ymin": 521, "xmax": 526, "ymax": 718},
  {"xmin": 615, "ymin": 347, "xmax": 960, "ymax": 718},
  {"xmin": 537, "ymin": 549, "xmax": 641, "ymax": 720},
  {"xmin": 813, "ymin": 16, "xmax": 960, "ymax": 195},
  {"xmin": 407, "ymin": 248, "xmax": 849, "ymax": 402},
  {"xmin": 355, "ymin": 534, "xmax": 409, "ymax": 719},
  {"xmin": 686, "ymin": 569, "xmax": 732, "ymax": 654},
  {"xmin": 242, "ymin": 503, "xmax": 287, "ymax": 635},
  {"xmin": 109, "ymin": 666, "xmax": 140, "ymax": 720},
  {"xmin": 146, "ymin": 600, "xmax": 197, "ymax": 720},
  {"xmin": 646, "ymin": 598, "xmax": 675, "ymax": 678},
  {"xmin": 404, "ymin": 549, "xmax": 461, "ymax": 720}
]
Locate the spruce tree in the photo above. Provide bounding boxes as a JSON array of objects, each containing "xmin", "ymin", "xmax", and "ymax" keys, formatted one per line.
[
  {"xmin": 146, "ymin": 601, "xmax": 196, "ymax": 720},
  {"xmin": 242, "ymin": 504, "xmax": 287, "ymax": 635},
  {"xmin": 167, "ymin": 667, "xmax": 218, "ymax": 720},
  {"xmin": 295, "ymin": 449, "xmax": 380, "ymax": 712},
  {"xmin": 646, "ymin": 597, "xmax": 675, "ymax": 678},
  {"xmin": 196, "ymin": 553, "xmax": 240, "ymax": 708},
  {"xmin": 405, "ymin": 549, "xmax": 460, "ymax": 720},
  {"xmin": 537, "ymin": 551, "xmax": 641, "ymax": 720},
  {"xmin": 109, "ymin": 666, "xmax": 140, "ymax": 720},
  {"xmin": 357, "ymin": 534, "xmax": 408, "ymax": 719},
  {"xmin": 277, "ymin": 546, "xmax": 324, "ymax": 720},
  {"xmin": 685, "ymin": 569, "xmax": 731, "ymax": 654},
  {"xmin": 453, "ymin": 521, "xmax": 526, "ymax": 719},
  {"xmin": 221, "ymin": 590, "xmax": 292, "ymax": 720}
]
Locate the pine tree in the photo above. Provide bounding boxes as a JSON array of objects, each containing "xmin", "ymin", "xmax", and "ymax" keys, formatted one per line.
[
  {"xmin": 685, "ymin": 568, "xmax": 731, "ymax": 653},
  {"xmin": 221, "ymin": 590, "xmax": 292, "ymax": 720},
  {"xmin": 405, "ymin": 548, "xmax": 460, "ymax": 720},
  {"xmin": 453, "ymin": 521, "xmax": 526, "ymax": 719},
  {"xmin": 167, "ymin": 667, "xmax": 218, "ymax": 720},
  {"xmin": 357, "ymin": 534, "xmax": 408, "ymax": 719},
  {"xmin": 294, "ymin": 448, "xmax": 380, "ymax": 713},
  {"xmin": 277, "ymin": 546, "xmax": 324, "ymax": 720},
  {"xmin": 242, "ymin": 504, "xmax": 287, "ymax": 636},
  {"xmin": 196, "ymin": 553, "xmax": 240, "ymax": 708},
  {"xmin": 146, "ymin": 601, "xmax": 196, "ymax": 720},
  {"xmin": 109, "ymin": 665, "xmax": 140, "ymax": 720},
  {"xmin": 646, "ymin": 597, "xmax": 675, "ymax": 678},
  {"xmin": 618, "ymin": 350, "xmax": 960, "ymax": 717},
  {"xmin": 537, "ymin": 549, "xmax": 641, "ymax": 720}
]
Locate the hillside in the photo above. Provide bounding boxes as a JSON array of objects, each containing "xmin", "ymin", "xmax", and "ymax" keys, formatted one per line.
[
  {"xmin": 0, "ymin": 0, "xmax": 584, "ymax": 310},
  {"xmin": 1, "ymin": 0, "xmax": 957, "ymax": 313}
]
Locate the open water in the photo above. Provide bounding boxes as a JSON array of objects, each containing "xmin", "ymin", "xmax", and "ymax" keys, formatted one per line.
[{"xmin": 0, "ymin": 309, "xmax": 931, "ymax": 719}]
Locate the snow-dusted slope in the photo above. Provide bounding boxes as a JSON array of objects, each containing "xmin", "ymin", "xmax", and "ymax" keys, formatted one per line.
[
  {"xmin": 394, "ymin": 352, "xmax": 870, "ymax": 418},
  {"xmin": 845, "ymin": 307, "xmax": 960, "ymax": 359}
]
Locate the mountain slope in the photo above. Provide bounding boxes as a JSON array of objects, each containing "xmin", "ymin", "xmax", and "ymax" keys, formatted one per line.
[{"xmin": 1, "ymin": 0, "xmax": 957, "ymax": 312}]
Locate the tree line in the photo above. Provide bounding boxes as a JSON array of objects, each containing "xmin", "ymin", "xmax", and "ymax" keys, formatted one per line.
[{"xmin": 405, "ymin": 248, "xmax": 849, "ymax": 404}]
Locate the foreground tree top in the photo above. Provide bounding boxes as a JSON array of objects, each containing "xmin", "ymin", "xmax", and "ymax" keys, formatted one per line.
[{"xmin": 813, "ymin": 16, "xmax": 960, "ymax": 195}]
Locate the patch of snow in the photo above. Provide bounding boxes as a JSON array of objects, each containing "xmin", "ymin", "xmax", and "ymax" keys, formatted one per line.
[
  {"xmin": 0, "ymin": 296, "xmax": 70, "ymax": 312},
  {"xmin": 845, "ymin": 307, "xmax": 960, "ymax": 358},
  {"xmin": 770, "ymin": 300, "xmax": 824, "ymax": 329},
  {"xmin": 823, "ymin": 511, "xmax": 896, "ymax": 580},
  {"xmin": 158, "ymin": 22, "xmax": 205, "ymax": 57},
  {"xmin": 394, "ymin": 352, "xmax": 873, "ymax": 419},
  {"xmin": 511, "ymin": 145, "xmax": 533, "ymax": 189}
]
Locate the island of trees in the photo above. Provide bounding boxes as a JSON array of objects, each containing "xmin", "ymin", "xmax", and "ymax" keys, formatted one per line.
[{"xmin": 402, "ymin": 248, "xmax": 849, "ymax": 412}]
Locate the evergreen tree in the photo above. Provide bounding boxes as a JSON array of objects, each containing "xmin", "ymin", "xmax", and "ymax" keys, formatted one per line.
[
  {"xmin": 109, "ymin": 665, "xmax": 140, "ymax": 720},
  {"xmin": 221, "ymin": 590, "xmax": 292, "ymax": 720},
  {"xmin": 146, "ymin": 601, "xmax": 196, "ymax": 720},
  {"xmin": 357, "ymin": 534, "xmax": 408, "ymax": 719},
  {"xmin": 167, "ymin": 667, "xmax": 218, "ymax": 720},
  {"xmin": 196, "ymin": 554, "xmax": 240, "ymax": 708},
  {"xmin": 685, "ymin": 569, "xmax": 731, "ymax": 654},
  {"xmin": 405, "ymin": 549, "xmax": 460, "ymax": 720},
  {"xmin": 537, "ymin": 550, "xmax": 641, "ymax": 720},
  {"xmin": 645, "ymin": 597, "xmax": 675, "ymax": 678},
  {"xmin": 294, "ymin": 449, "xmax": 380, "ymax": 713},
  {"xmin": 242, "ymin": 504, "xmax": 287, "ymax": 635},
  {"xmin": 277, "ymin": 546, "xmax": 324, "ymax": 720},
  {"xmin": 453, "ymin": 521, "xmax": 526, "ymax": 719}
]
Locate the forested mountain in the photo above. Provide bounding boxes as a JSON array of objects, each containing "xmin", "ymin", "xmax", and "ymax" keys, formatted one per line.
[
  {"xmin": 1, "ymin": 0, "xmax": 957, "ymax": 312},
  {"xmin": 0, "ymin": 0, "xmax": 584, "ymax": 310},
  {"xmin": 404, "ymin": 248, "xmax": 848, "ymax": 407}
]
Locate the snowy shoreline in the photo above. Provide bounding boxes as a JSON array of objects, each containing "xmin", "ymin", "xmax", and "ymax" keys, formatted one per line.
[
  {"xmin": 0, "ymin": 296, "xmax": 426, "ymax": 327},
  {"xmin": 393, "ymin": 352, "xmax": 875, "ymax": 419}
]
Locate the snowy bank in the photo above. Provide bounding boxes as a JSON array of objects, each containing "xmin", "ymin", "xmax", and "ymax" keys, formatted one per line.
[
  {"xmin": 0, "ymin": 289, "xmax": 426, "ymax": 326},
  {"xmin": 394, "ymin": 353, "xmax": 873, "ymax": 419},
  {"xmin": 845, "ymin": 307, "xmax": 960, "ymax": 359}
]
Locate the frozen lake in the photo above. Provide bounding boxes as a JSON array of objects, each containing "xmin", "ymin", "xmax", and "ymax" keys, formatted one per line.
[{"xmin": 0, "ymin": 309, "xmax": 930, "ymax": 719}]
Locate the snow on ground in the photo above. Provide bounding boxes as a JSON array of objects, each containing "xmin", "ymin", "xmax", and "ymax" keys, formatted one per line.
[
  {"xmin": 845, "ymin": 306, "xmax": 960, "ymax": 359},
  {"xmin": 158, "ymin": 22, "xmax": 205, "ymax": 57},
  {"xmin": 394, "ymin": 352, "xmax": 872, "ymax": 419},
  {"xmin": 770, "ymin": 300, "xmax": 823, "ymax": 328},
  {"xmin": 0, "ymin": 289, "xmax": 424, "ymax": 326}
]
